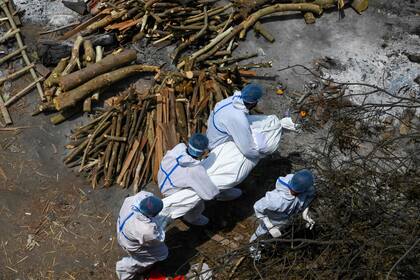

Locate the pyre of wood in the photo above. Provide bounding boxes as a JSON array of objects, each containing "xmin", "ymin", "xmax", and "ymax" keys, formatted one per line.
[{"xmin": 63, "ymin": 67, "xmax": 259, "ymax": 189}]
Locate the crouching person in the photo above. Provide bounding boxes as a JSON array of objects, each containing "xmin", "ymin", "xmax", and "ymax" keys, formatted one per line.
[
  {"xmin": 158, "ymin": 133, "xmax": 220, "ymax": 226},
  {"xmin": 249, "ymin": 169, "xmax": 316, "ymax": 259},
  {"xmin": 116, "ymin": 192, "xmax": 167, "ymax": 280}
]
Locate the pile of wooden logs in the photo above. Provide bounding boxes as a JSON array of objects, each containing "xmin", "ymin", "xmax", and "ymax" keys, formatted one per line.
[
  {"xmin": 0, "ymin": 0, "xmax": 44, "ymax": 126},
  {"xmin": 61, "ymin": 0, "xmax": 368, "ymax": 71},
  {"xmin": 37, "ymin": 35, "xmax": 160, "ymax": 124},
  {"xmin": 53, "ymin": 0, "xmax": 367, "ymax": 190},
  {"xmin": 64, "ymin": 67, "xmax": 253, "ymax": 189}
]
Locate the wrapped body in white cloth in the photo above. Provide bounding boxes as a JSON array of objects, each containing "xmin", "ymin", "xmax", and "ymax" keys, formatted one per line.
[{"xmin": 160, "ymin": 115, "xmax": 297, "ymax": 221}]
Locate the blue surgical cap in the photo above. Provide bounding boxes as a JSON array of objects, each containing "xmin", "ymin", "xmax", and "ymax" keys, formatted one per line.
[
  {"xmin": 188, "ymin": 133, "xmax": 209, "ymax": 158},
  {"xmin": 290, "ymin": 169, "xmax": 314, "ymax": 193},
  {"xmin": 241, "ymin": 84, "xmax": 263, "ymax": 103},
  {"xmin": 138, "ymin": 196, "xmax": 163, "ymax": 217}
]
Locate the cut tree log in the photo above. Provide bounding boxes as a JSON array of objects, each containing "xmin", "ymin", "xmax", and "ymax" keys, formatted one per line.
[
  {"xmin": 239, "ymin": 3, "xmax": 323, "ymax": 39},
  {"xmin": 303, "ymin": 12, "xmax": 316, "ymax": 24},
  {"xmin": 62, "ymin": 35, "xmax": 84, "ymax": 76},
  {"xmin": 83, "ymin": 40, "xmax": 95, "ymax": 64},
  {"xmin": 351, "ymin": 0, "xmax": 369, "ymax": 14},
  {"xmin": 54, "ymin": 64, "xmax": 160, "ymax": 111},
  {"xmin": 254, "ymin": 21, "xmax": 274, "ymax": 42},
  {"xmin": 50, "ymin": 109, "xmax": 79, "ymax": 125},
  {"xmin": 59, "ymin": 49, "xmax": 137, "ymax": 91},
  {"xmin": 44, "ymin": 58, "xmax": 69, "ymax": 88}
]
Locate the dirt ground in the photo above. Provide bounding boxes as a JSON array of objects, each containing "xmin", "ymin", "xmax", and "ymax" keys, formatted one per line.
[{"xmin": 1, "ymin": 0, "xmax": 419, "ymax": 279}]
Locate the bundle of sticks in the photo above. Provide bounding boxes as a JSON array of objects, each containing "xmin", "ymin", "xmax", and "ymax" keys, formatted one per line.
[
  {"xmin": 61, "ymin": 0, "xmax": 367, "ymax": 71},
  {"xmin": 37, "ymin": 35, "xmax": 159, "ymax": 124},
  {"xmin": 0, "ymin": 0, "xmax": 44, "ymax": 126},
  {"xmin": 64, "ymin": 67, "xmax": 254, "ymax": 189}
]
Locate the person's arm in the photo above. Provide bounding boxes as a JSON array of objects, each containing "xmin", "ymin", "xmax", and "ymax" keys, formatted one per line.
[
  {"xmin": 140, "ymin": 222, "xmax": 166, "ymax": 244},
  {"xmin": 254, "ymin": 195, "xmax": 285, "ymax": 238},
  {"xmin": 254, "ymin": 193, "xmax": 281, "ymax": 218},
  {"xmin": 302, "ymin": 185, "xmax": 316, "ymax": 209},
  {"xmin": 187, "ymin": 166, "xmax": 220, "ymax": 200},
  {"xmin": 223, "ymin": 113, "xmax": 260, "ymax": 159}
]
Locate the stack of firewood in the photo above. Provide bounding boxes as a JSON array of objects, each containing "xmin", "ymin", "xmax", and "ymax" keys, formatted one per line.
[
  {"xmin": 38, "ymin": 35, "xmax": 159, "ymax": 124},
  {"xmin": 64, "ymin": 67, "xmax": 255, "ymax": 189},
  {"xmin": 61, "ymin": 0, "xmax": 368, "ymax": 71}
]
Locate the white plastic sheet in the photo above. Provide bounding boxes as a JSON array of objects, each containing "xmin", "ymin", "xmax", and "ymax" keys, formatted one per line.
[
  {"xmin": 160, "ymin": 189, "xmax": 202, "ymax": 219},
  {"xmin": 202, "ymin": 115, "xmax": 286, "ymax": 190}
]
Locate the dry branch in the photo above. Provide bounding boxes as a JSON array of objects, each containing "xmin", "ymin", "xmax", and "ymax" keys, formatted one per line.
[{"xmin": 239, "ymin": 3, "xmax": 323, "ymax": 39}]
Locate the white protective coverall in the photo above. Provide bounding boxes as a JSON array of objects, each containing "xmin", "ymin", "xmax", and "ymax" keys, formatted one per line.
[
  {"xmin": 116, "ymin": 191, "xmax": 168, "ymax": 280},
  {"xmin": 203, "ymin": 115, "xmax": 296, "ymax": 190},
  {"xmin": 250, "ymin": 174, "xmax": 316, "ymax": 241},
  {"xmin": 207, "ymin": 91, "xmax": 261, "ymax": 159},
  {"xmin": 158, "ymin": 143, "xmax": 220, "ymax": 221}
]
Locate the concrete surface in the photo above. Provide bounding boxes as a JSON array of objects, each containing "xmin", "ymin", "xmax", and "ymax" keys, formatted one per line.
[{"xmin": 1, "ymin": 0, "xmax": 419, "ymax": 279}]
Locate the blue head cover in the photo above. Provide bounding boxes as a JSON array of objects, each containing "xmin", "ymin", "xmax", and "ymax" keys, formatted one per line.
[
  {"xmin": 290, "ymin": 169, "xmax": 314, "ymax": 193},
  {"xmin": 188, "ymin": 133, "xmax": 209, "ymax": 158},
  {"xmin": 138, "ymin": 196, "xmax": 163, "ymax": 217},
  {"xmin": 241, "ymin": 84, "xmax": 263, "ymax": 104}
]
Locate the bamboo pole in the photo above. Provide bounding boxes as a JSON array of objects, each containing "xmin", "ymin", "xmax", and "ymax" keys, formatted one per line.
[
  {"xmin": 0, "ymin": 64, "xmax": 34, "ymax": 84},
  {"xmin": 0, "ymin": 93, "xmax": 11, "ymax": 125},
  {"xmin": 0, "ymin": 1, "xmax": 44, "ymax": 101},
  {"xmin": 0, "ymin": 46, "xmax": 26, "ymax": 65},
  {"xmin": 0, "ymin": 28, "xmax": 20, "ymax": 43},
  {"xmin": 5, "ymin": 77, "xmax": 44, "ymax": 107}
]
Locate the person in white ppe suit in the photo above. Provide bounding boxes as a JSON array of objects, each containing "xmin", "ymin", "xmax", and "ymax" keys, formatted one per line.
[
  {"xmin": 249, "ymin": 169, "xmax": 316, "ymax": 259},
  {"xmin": 206, "ymin": 83, "xmax": 265, "ymax": 201},
  {"xmin": 158, "ymin": 133, "xmax": 220, "ymax": 226},
  {"xmin": 116, "ymin": 192, "xmax": 167, "ymax": 280}
]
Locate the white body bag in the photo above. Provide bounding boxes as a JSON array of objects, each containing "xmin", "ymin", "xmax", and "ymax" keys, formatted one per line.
[{"xmin": 161, "ymin": 115, "xmax": 295, "ymax": 219}]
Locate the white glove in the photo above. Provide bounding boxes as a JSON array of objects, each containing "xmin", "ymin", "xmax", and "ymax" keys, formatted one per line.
[
  {"xmin": 280, "ymin": 117, "xmax": 298, "ymax": 131},
  {"xmin": 269, "ymin": 227, "xmax": 282, "ymax": 238},
  {"xmin": 263, "ymin": 217, "xmax": 282, "ymax": 238},
  {"xmin": 302, "ymin": 208, "xmax": 315, "ymax": 230}
]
